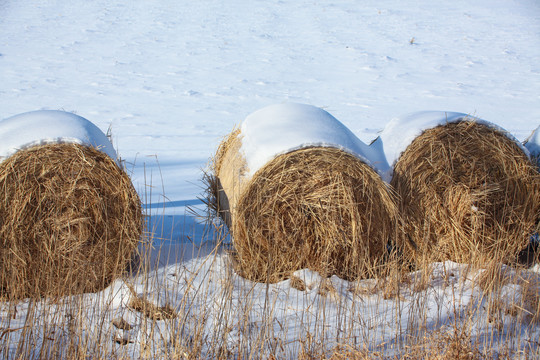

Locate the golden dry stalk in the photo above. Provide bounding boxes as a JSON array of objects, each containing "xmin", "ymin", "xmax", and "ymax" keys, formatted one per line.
[
  {"xmin": 212, "ymin": 130, "xmax": 397, "ymax": 283},
  {"xmin": 0, "ymin": 143, "xmax": 143, "ymax": 300},
  {"xmin": 391, "ymin": 121, "xmax": 540, "ymax": 266}
]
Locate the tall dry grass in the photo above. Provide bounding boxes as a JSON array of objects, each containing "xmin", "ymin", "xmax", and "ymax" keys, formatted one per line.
[{"xmin": 1, "ymin": 223, "xmax": 539, "ymax": 358}]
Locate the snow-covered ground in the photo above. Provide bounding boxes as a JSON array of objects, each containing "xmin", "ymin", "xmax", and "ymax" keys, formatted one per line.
[{"xmin": 1, "ymin": 0, "xmax": 539, "ymax": 358}]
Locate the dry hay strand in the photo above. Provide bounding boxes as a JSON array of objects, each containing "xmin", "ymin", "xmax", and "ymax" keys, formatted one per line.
[
  {"xmin": 402, "ymin": 328, "xmax": 483, "ymax": 360},
  {"xmin": 391, "ymin": 120, "xmax": 540, "ymax": 266},
  {"xmin": 127, "ymin": 296, "xmax": 177, "ymax": 321},
  {"xmin": 289, "ymin": 275, "xmax": 307, "ymax": 291},
  {"xmin": 532, "ymin": 154, "xmax": 540, "ymax": 172},
  {"xmin": 212, "ymin": 130, "xmax": 397, "ymax": 283},
  {"xmin": 0, "ymin": 143, "xmax": 143, "ymax": 300}
]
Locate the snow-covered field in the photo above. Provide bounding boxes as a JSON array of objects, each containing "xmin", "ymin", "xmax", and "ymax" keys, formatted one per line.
[{"xmin": 1, "ymin": 0, "xmax": 539, "ymax": 358}]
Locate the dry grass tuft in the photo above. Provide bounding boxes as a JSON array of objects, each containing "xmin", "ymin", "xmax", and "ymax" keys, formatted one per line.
[
  {"xmin": 519, "ymin": 275, "xmax": 540, "ymax": 324},
  {"xmin": 408, "ymin": 329, "xmax": 483, "ymax": 360},
  {"xmin": 391, "ymin": 121, "xmax": 540, "ymax": 267},
  {"xmin": 127, "ymin": 295, "xmax": 177, "ymax": 321},
  {"xmin": 475, "ymin": 262, "xmax": 511, "ymax": 295},
  {"xmin": 311, "ymin": 328, "xmax": 484, "ymax": 359},
  {"xmin": 0, "ymin": 143, "xmax": 143, "ymax": 300},
  {"xmin": 532, "ymin": 155, "xmax": 540, "ymax": 172},
  {"xmin": 211, "ymin": 128, "xmax": 398, "ymax": 283},
  {"xmin": 317, "ymin": 278, "xmax": 338, "ymax": 298},
  {"xmin": 289, "ymin": 275, "xmax": 307, "ymax": 292}
]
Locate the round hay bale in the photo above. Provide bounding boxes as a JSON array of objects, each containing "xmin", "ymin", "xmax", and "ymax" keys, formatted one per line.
[
  {"xmin": 211, "ymin": 104, "xmax": 397, "ymax": 283},
  {"xmin": 390, "ymin": 120, "xmax": 540, "ymax": 265},
  {"xmin": 0, "ymin": 142, "xmax": 142, "ymax": 299}
]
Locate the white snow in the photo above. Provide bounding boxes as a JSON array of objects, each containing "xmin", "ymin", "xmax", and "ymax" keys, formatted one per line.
[
  {"xmin": 0, "ymin": 110, "xmax": 117, "ymax": 162},
  {"xmin": 240, "ymin": 103, "xmax": 390, "ymax": 176}
]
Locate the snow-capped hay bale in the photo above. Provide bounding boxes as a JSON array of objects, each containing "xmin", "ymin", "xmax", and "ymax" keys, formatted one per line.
[
  {"xmin": 0, "ymin": 111, "xmax": 142, "ymax": 299},
  {"xmin": 212, "ymin": 103, "xmax": 396, "ymax": 283},
  {"xmin": 389, "ymin": 119, "xmax": 539, "ymax": 265}
]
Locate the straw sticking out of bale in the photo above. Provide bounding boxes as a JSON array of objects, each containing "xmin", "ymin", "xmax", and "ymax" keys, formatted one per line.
[
  {"xmin": 0, "ymin": 143, "xmax": 143, "ymax": 299},
  {"xmin": 212, "ymin": 131, "xmax": 397, "ymax": 283},
  {"xmin": 391, "ymin": 121, "xmax": 539, "ymax": 265}
]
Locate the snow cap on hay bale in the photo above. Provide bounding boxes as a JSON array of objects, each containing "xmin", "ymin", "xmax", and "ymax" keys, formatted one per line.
[
  {"xmin": 0, "ymin": 111, "xmax": 142, "ymax": 299},
  {"xmin": 0, "ymin": 110, "xmax": 118, "ymax": 162},
  {"xmin": 212, "ymin": 103, "xmax": 396, "ymax": 283},
  {"xmin": 380, "ymin": 111, "xmax": 539, "ymax": 265}
]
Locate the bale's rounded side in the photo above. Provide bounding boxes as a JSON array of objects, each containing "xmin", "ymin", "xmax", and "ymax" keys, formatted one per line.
[
  {"xmin": 0, "ymin": 143, "xmax": 143, "ymax": 299},
  {"xmin": 214, "ymin": 136, "xmax": 397, "ymax": 283},
  {"xmin": 212, "ymin": 128, "xmax": 247, "ymax": 229},
  {"xmin": 391, "ymin": 121, "xmax": 540, "ymax": 265}
]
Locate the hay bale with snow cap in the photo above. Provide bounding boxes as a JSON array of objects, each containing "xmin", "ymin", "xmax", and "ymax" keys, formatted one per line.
[
  {"xmin": 0, "ymin": 111, "xmax": 142, "ymax": 299},
  {"xmin": 380, "ymin": 112, "xmax": 539, "ymax": 265},
  {"xmin": 211, "ymin": 103, "xmax": 396, "ymax": 283}
]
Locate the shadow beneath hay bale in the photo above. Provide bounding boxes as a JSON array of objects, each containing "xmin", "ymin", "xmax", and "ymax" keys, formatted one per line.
[
  {"xmin": 126, "ymin": 193, "xmax": 230, "ymax": 273},
  {"xmin": 145, "ymin": 210, "xmax": 212, "ymax": 244},
  {"xmin": 517, "ymin": 239, "xmax": 540, "ymax": 268},
  {"xmin": 128, "ymin": 240, "xmax": 221, "ymax": 273},
  {"xmin": 147, "ymin": 199, "xmax": 202, "ymax": 209}
]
